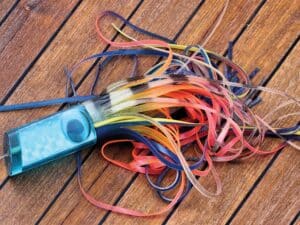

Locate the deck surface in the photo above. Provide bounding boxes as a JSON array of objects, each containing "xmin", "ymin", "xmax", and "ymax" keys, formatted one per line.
[{"xmin": 0, "ymin": 0, "xmax": 299, "ymax": 224}]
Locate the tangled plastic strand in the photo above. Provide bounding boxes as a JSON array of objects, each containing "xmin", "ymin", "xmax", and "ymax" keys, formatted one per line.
[{"xmin": 68, "ymin": 10, "xmax": 299, "ymax": 216}]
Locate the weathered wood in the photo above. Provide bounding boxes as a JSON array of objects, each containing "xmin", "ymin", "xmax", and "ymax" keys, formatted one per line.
[
  {"xmin": 0, "ymin": 0, "xmax": 16, "ymax": 23},
  {"xmin": 0, "ymin": 1, "xmax": 140, "ymax": 224},
  {"xmin": 38, "ymin": 0, "xmax": 202, "ymax": 224},
  {"xmin": 0, "ymin": 0, "xmax": 80, "ymax": 99},
  {"xmin": 230, "ymin": 42, "xmax": 300, "ymax": 225},
  {"xmin": 165, "ymin": 1, "xmax": 300, "ymax": 224},
  {"xmin": 38, "ymin": 0, "xmax": 264, "ymax": 224},
  {"xmin": 233, "ymin": 146, "xmax": 300, "ymax": 225},
  {"xmin": 0, "ymin": 0, "xmax": 298, "ymax": 224}
]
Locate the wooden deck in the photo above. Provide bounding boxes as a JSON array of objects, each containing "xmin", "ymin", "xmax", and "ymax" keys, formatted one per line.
[{"xmin": 0, "ymin": 0, "xmax": 299, "ymax": 224}]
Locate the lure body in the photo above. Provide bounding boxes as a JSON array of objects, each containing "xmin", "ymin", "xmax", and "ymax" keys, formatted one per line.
[
  {"xmin": 3, "ymin": 74, "xmax": 298, "ymax": 176},
  {"xmin": 4, "ymin": 105, "xmax": 97, "ymax": 176}
]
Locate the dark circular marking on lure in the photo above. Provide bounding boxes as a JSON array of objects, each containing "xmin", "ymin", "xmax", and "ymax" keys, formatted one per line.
[{"xmin": 66, "ymin": 119, "xmax": 85, "ymax": 142}]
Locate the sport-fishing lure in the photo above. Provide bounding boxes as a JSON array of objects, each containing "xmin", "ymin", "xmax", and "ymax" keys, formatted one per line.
[{"xmin": 1, "ymin": 10, "xmax": 299, "ymax": 216}]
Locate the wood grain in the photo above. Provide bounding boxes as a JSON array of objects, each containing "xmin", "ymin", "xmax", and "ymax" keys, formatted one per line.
[
  {"xmin": 0, "ymin": 0, "xmax": 80, "ymax": 99},
  {"xmin": 38, "ymin": 0, "xmax": 201, "ymax": 224},
  {"xmin": 0, "ymin": 0, "xmax": 16, "ymax": 23},
  {"xmin": 233, "ymin": 146, "xmax": 300, "ymax": 225},
  {"xmin": 0, "ymin": 0, "xmax": 298, "ymax": 224},
  {"xmin": 0, "ymin": 1, "xmax": 140, "ymax": 224},
  {"xmin": 165, "ymin": 1, "xmax": 300, "ymax": 224},
  {"xmin": 230, "ymin": 42, "xmax": 300, "ymax": 225}
]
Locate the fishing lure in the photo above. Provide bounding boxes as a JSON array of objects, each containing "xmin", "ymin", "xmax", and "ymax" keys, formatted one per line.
[{"xmin": 1, "ymin": 10, "xmax": 299, "ymax": 216}]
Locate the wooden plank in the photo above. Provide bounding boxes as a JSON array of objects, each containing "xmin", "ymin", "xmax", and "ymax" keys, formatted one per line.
[
  {"xmin": 165, "ymin": 1, "xmax": 300, "ymax": 224},
  {"xmin": 233, "ymin": 146, "xmax": 300, "ymax": 225},
  {"xmin": 39, "ymin": 0, "xmax": 264, "ymax": 224},
  {"xmin": 0, "ymin": 1, "xmax": 141, "ymax": 224},
  {"xmin": 38, "ymin": 0, "xmax": 202, "ymax": 224},
  {"xmin": 0, "ymin": 1, "xmax": 296, "ymax": 225},
  {"xmin": 230, "ymin": 42, "xmax": 300, "ymax": 225},
  {"xmin": 0, "ymin": 0, "xmax": 80, "ymax": 99},
  {"xmin": 0, "ymin": 0, "xmax": 16, "ymax": 23}
]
